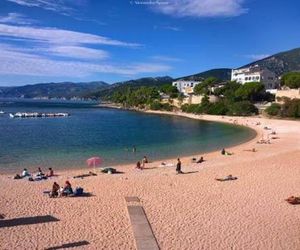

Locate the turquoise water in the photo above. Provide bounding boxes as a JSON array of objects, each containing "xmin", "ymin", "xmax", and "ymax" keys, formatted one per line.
[{"xmin": 0, "ymin": 99, "xmax": 256, "ymax": 172}]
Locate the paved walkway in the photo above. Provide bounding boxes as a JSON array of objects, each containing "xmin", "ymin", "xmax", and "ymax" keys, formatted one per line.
[{"xmin": 126, "ymin": 197, "xmax": 159, "ymax": 250}]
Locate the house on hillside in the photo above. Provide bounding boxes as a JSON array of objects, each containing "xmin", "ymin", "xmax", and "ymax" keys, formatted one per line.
[
  {"xmin": 231, "ymin": 65, "xmax": 278, "ymax": 90},
  {"xmin": 172, "ymin": 80, "xmax": 202, "ymax": 96}
]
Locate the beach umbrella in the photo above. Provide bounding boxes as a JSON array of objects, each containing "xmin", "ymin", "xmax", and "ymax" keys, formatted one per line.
[{"xmin": 86, "ymin": 156, "xmax": 102, "ymax": 173}]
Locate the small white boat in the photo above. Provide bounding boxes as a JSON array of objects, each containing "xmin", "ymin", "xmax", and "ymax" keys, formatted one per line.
[
  {"xmin": 0, "ymin": 110, "xmax": 4, "ymax": 114},
  {"xmin": 9, "ymin": 112, "xmax": 70, "ymax": 118}
]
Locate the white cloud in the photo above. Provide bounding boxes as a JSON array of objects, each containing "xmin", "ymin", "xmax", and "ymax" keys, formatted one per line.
[
  {"xmin": 0, "ymin": 43, "xmax": 171, "ymax": 77},
  {"xmin": 5, "ymin": 0, "xmax": 73, "ymax": 15},
  {"xmin": 246, "ymin": 54, "xmax": 270, "ymax": 60},
  {"xmin": 0, "ymin": 24, "xmax": 140, "ymax": 47},
  {"xmin": 0, "ymin": 23, "xmax": 169, "ymax": 79},
  {"xmin": 0, "ymin": 13, "xmax": 35, "ymax": 25},
  {"xmin": 45, "ymin": 46, "xmax": 109, "ymax": 60},
  {"xmin": 163, "ymin": 26, "xmax": 181, "ymax": 31},
  {"xmin": 151, "ymin": 55, "xmax": 182, "ymax": 62},
  {"xmin": 153, "ymin": 0, "xmax": 247, "ymax": 18}
]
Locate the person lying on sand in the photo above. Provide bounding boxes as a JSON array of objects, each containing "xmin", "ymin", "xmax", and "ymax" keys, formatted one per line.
[
  {"xmin": 159, "ymin": 162, "xmax": 174, "ymax": 167},
  {"xmin": 285, "ymin": 196, "xmax": 300, "ymax": 205},
  {"xmin": 14, "ymin": 168, "xmax": 31, "ymax": 179},
  {"xmin": 244, "ymin": 148, "xmax": 257, "ymax": 152},
  {"xmin": 215, "ymin": 175, "xmax": 238, "ymax": 181},
  {"xmin": 257, "ymin": 139, "xmax": 271, "ymax": 144},
  {"xmin": 101, "ymin": 167, "xmax": 116, "ymax": 174},
  {"xmin": 73, "ymin": 171, "xmax": 97, "ymax": 179},
  {"xmin": 197, "ymin": 157, "xmax": 204, "ymax": 163}
]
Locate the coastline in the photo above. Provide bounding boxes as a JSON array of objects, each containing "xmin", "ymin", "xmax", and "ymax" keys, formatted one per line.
[
  {"xmin": 0, "ymin": 107, "xmax": 258, "ymax": 175},
  {"xmin": 2, "ymin": 108, "xmax": 300, "ymax": 249}
]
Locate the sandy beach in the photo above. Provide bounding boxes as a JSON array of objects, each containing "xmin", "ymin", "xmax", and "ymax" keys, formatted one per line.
[{"xmin": 1, "ymin": 112, "xmax": 300, "ymax": 250}]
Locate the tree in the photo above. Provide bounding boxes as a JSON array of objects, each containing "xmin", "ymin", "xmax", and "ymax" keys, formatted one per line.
[
  {"xmin": 227, "ymin": 101, "xmax": 258, "ymax": 116},
  {"xmin": 282, "ymin": 98, "xmax": 300, "ymax": 117},
  {"xmin": 234, "ymin": 82, "xmax": 264, "ymax": 102},
  {"xmin": 214, "ymin": 81, "xmax": 241, "ymax": 101},
  {"xmin": 160, "ymin": 84, "xmax": 178, "ymax": 95},
  {"xmin": 281, "ymin": 72, "xmax": 300, "ymax": 89},
  {"xmin": 193, "ymin": 77, "xmax": 218, "ymax": 95},
  {"xmin": 265, "ymin": 103, "xmax": 281, "ymax": 116}
]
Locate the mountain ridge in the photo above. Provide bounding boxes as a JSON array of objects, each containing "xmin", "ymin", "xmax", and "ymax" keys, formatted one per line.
[{"xmin": 1, "ymin": 47, "xmax": 300, "ymax": 99}]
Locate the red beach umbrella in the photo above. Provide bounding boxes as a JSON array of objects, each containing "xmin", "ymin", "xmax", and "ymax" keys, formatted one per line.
[{"xmin": 86, "ymin": 156, "xmax": 102, "ymax": 172}]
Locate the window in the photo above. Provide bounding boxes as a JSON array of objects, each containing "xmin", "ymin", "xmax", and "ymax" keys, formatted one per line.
[{"xmin": 190, "ymin": 83, "xmax": 194, "ymax": 87}]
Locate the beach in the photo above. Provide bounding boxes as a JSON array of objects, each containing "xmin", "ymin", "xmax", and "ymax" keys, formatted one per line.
[{"xmin": 1, "ymin": 113, "xmax": 300, "ymax": 249}]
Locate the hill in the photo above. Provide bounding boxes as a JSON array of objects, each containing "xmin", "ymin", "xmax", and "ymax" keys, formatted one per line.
[
  {"xmin": 0, "ymin": 81, "xmax": 109, "ymax": 99},
  {"xmin": 241, "ymin": 47, "xmax": 300, "ymax": 76},
  {"xmin": 87, "ymin": 76, "xmax": 173, "ymax": 99},
  {"xmin": 178, "ymin": 68, "xmax": 232, "ymax": 81}
]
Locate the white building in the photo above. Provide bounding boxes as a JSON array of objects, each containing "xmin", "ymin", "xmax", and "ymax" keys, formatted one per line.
[
  {"xmin": 172, "ymin": 80, "xmax": 201, "ymax": 95},
  {"xmin": 231, "ymin": 65, "xmax": 278, "ymax": 90}
]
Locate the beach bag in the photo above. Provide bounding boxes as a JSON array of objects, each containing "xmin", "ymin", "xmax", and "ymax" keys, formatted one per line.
[{"xmin": 75, "ymin": 187, "xmax": 84, "ymax": 196}]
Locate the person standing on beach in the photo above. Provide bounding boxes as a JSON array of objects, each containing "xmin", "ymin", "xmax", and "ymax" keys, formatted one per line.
[
  {"xmin": 176, "ymin": 158, "xmax": 183, "ymax": 174},
  {"xmin": 142, "ymin": 156, "xmax": 148, "ymax": 168}
]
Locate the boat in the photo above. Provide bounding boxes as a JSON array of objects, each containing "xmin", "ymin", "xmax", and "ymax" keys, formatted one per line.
[
  {"xmin": 0, "ymin": 110, "xmax": 4, "ymax": 114},
  {"xmin": 9, "ymin": 112, "xmax": 70, "ymax": 118}
]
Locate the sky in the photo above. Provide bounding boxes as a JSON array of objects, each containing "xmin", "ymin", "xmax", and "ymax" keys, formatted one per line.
[{"xmin": 0, "ymin": 0, "xmax": 299, "ymax": 86}]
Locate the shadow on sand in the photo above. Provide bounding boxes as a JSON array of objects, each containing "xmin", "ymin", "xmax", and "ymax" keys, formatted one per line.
[
  {"xmin": 0, "ymin": 215, "xmax": 59, "ymax": 228},
  {"xmin": 182, "ymin": 171, "xmax": 199, "ymax": 175},
  {"xmin": 69, "ymin": 192, "xmax": 95, "ymax": 198},
  {"xmin": 45, "ymin": 240, "xmax": 90, "ymax": 250}
]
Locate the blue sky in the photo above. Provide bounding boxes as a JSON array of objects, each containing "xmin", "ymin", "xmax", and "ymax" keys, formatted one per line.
[{"xmin": 0, "ymin": 0, "xmax": 299, "ymax": 86}]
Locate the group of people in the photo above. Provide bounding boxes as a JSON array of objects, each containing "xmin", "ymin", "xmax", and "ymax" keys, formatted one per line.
[
  {"xmin": 221, "ymin": 148, "xmax": 233, "ymax": 156},
  {"xmin": 49, "ymin": 181, "xmax": 73, "ymax": 198},
  {"xmin": 136, "ymin": 156, "xmax": 149, "ymax": 170},
  {"xmin": 14, "ymin": 167, "xmax": 54, "ymax": 180}
]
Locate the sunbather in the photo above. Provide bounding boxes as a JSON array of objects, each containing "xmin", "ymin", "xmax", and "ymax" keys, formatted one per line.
[
  {"xmin": 142, "ymin": 156, "xmax": 148, "ymax": 168},
  {"xmin": 215, "ymin": 175, "xmax": 237, "ymax": 181},
  {"xmin": 221, "ymin": 148, "xmax": 233, "ymax": 155},
  {"xmin": 37, "ymin": 167, "xmax": 44, "ymax": 177},
  {"xmin": 285, "ymin": 196, "xmax": 300, "ymax": 204},
  {"xmin": 62, "ymin": 181, "xmax": 73, "ymax": 196},
  {"xmin": 197, "ymin": 157, "xmax": 204, "ymax": 163},
  {"xmin": 47, "ymin": 168, "xmax": 54, "ymax": 177},
  {"xmin": 49, "ymin": 182, "xmax": 60, "ymax": 198},
  {"xmin": 136, "ymin": 161, "xmax": 142, "ymax": 170},
  {"xmin": 22, "ymin": 168, "xmax": 30, "ymax": 177},
  {"xmin": 73, "ymin": 171, "xmax": 97, "ymax": 179}
]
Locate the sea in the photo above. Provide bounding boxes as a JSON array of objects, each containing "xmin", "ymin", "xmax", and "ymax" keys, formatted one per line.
[{"xmin": 0, "ymin": 99, "xmax": 256, "ymax": 172}]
